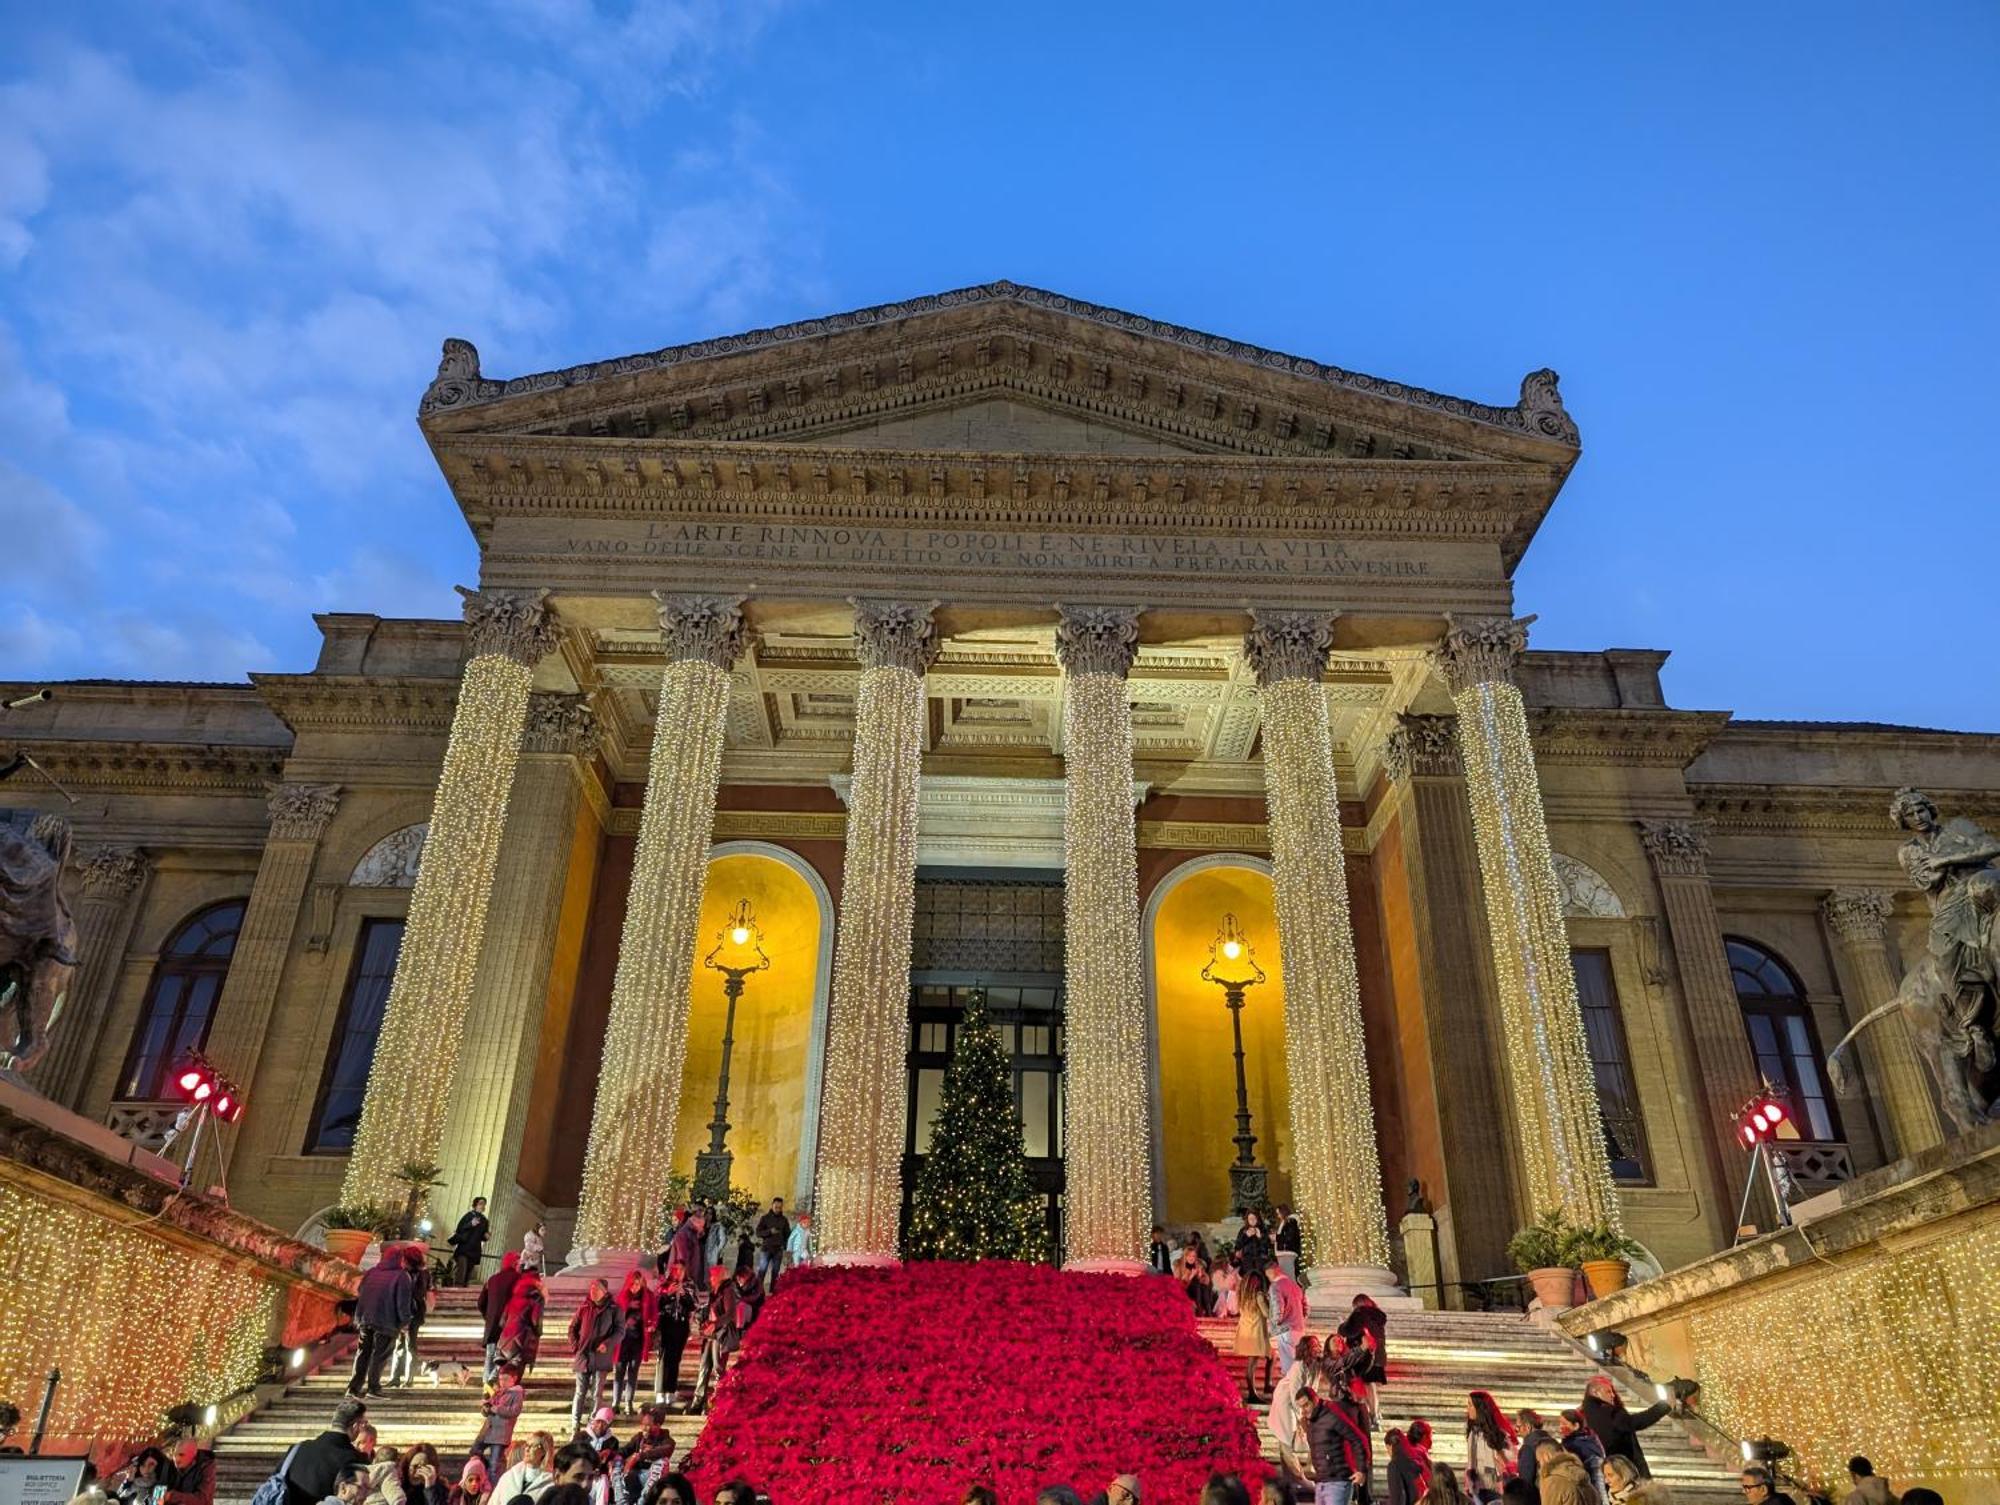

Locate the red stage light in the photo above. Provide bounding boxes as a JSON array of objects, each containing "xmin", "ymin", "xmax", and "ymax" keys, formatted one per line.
[
  {"xmin": 214, "ymin": 1094, "xmax": 232, "ymax": 1118},
  {"xmin": 1765, "ymin": 1101, "xmax": 1786, "ymax": 1123},
  {"xmin": 178, "ymin": 1069, "xmax": 204, "ymax": 1093},
  {"xmin": 192, "ymin": 1080, "xmax": 213, "ymax": 1101}
]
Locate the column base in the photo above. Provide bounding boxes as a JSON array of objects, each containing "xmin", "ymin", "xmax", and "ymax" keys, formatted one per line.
[
  {"xmin": 817, "ymin": 1249, "xmax": 900, "ymax": 1268},
  {"xmin": 1064, "ymin": 1257, "xmax": 1148, "ymax": 1277},
  {"xmin": 559, "ymin": 1247, "xmax": 653, "ymax": 1283},
  {"xmin": 1306, "ymin": 1264, "xmax": 1422, "ymax": 1317}
]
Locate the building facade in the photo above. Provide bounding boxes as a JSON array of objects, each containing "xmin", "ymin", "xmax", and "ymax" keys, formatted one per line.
[{"xmin": 8, "ymin": 284, "xmax": 1995, "ymax": 1291}]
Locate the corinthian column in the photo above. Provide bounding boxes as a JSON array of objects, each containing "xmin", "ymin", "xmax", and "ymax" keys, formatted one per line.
[
  {"xmin": 341, "ymin": 588, "xmax": 560, "ymax": 1211},
  {"xmin": 1637, "ymin": 818, "xmax": 1765, "ymax": 1210},
  {"xmin": 1244, "ymin": 610, "xmax": 1395, "ymax": 1289},
  {"xmin": 204, "ymin": 784, "xmax": 342, "ymax": 1108},
  {"xmin": 1055, "ymin": 604, "xmax": 1151, "ymax": 1272},
  {"xmin": 1821, "ymin": 889, "xmax": 1943, "ymax": 1158},
  {"xmin": 572, "ymin": 596, "xmax": 747, "ymax": 1261},
  {"xmin": 438, "ymin": 692, "xmax": 602, "ymax": 1248},
  {"xmin": 37, "ymin": 848, "xmax": 150, "ymax": 1110},
  {"xmin": 1436, "ymin": 614, "xmax": 1620, "ymax": 1230},
  {"xmin": 815, "ymin": 599, "xmax": 938, "ymax": 1264}
]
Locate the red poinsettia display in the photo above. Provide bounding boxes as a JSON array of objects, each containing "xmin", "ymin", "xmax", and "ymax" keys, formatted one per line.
[{"xmin": 685, "ymin": 1261, "xmax": 1268, "ymax": 1504}]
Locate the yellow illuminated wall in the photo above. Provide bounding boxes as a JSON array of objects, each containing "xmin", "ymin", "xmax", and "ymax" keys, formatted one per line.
[
  {"xmin": 1153, "ymin": 863, "xmax": 1292, "ymax": 1224},
  {"xmin": 672, "ymin": 852, "xmax": 823, "ymax": 1200}
]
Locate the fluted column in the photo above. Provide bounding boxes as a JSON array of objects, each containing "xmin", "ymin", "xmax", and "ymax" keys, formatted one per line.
[
  {"xmin": 37, "ymin": 848, "xmax": 150, "ymax": 1110},
  {"xmin": 1244, "ymin": 610, "xmax": 1395, "ymax": 1286},
  {"xmin": 1378, "ymin": 715, "xmax": 1521, "ymax": 1291},
  {"xmin": 437, "ymin": 693, "xmax": 602, "ymax": 1248},
  {"xmin": 571, "ymin": 596, "xmax": 747, "ymax": 1261},
  {"xmin": 1055, "ymin": 605, "xmax": 1151, "ymax": 1271},
  {"xmin": 1436, "ymin": 614, "xmax": 1620, "ymax": 1230},
  {"xmin": 341, "ymin": 588, "xmax": 560, "ymax": 1210},
  {"xmin": 815, "ymin": 599, "xmax": 938, "ymax": 1265},
  {"xmin": 1637, "ymin": 818, "xmax": 1767, "ymax": 1209},
  {"xmin": 1821, "ymin": 889, "xmax": 1943, "ymax": 1158},
  {"xmin": 205, "ymin": 785, "xmax": 342, "ymax": 1110}
]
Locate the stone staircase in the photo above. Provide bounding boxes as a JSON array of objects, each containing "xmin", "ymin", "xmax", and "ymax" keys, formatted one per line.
[
  {"xmin": 211, "ymin": 1282, "xmax": 705, "ymax": 1504},
  {"xmin": 1198, "ymin": 1309, "xmax": 1742, "ymax": 1505}
]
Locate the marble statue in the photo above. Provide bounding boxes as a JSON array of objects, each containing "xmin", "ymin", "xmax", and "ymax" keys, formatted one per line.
[
  {"xmin": 1827, "ymin": 789, "xmax": 2000, "ymax": 1133},
  {"xmin": 0, "ymin": 811, "xmax": 77, "ymax": 1077}
]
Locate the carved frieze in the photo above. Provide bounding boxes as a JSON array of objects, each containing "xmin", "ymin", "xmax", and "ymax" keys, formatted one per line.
[
  {"xmin": 1552, "ymin": 853, "xmax": 1627, "ymax": 919},
  {"xmin": 655, "ymin": 593, "xmax": 751, "ymax": 670},
  {"xmin": 1243, "ymin": 609, "xmax": 1335, "ymax": 687},
  {"xmin": 1638, "ymin": 818, "xmax": 1713, "ymax": 879},
  {"xmin": 850, "ymin": 599, "xmax": 941, "ymax": 676},
  {"xmin": 458, "ymin": 586, "xmax": 562, "ymax": 667},
  {"xmin": 1054, "ymin": 605, "xmax": 1143, "ymax": 680},
  {"xmin": 267, "ymin": 783, "xmax": 342, "ymax": 842},
  {"xmin": 1435, "ymin": 613, "xmax": 1533, "ymax": 694},
  {"xmin": 350, "ymin": 823, "xmax": 427, "ymax": 887}
]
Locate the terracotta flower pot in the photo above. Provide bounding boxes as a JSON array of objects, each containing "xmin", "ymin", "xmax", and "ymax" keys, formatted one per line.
[
  {"xmin": 1581, "ymin": 1258, "xmax": 1631, "ymax": 1299},
  {"xmin": 1527, "ymin": 1265, "xmax": 1578, "ymax": 1310},
  {"xmin": 323, "ymin": 1228, "xmax": 374, "ymax": 1265}
]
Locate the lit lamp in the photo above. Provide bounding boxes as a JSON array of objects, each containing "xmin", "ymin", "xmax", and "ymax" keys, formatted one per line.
[
  {"xmin": 1201, "ymin": 913, "xmax": 1269, "ymax": 1213},
  {"xmin": 693, "ymin": 898, "xmax": 773, "ymax": 1202}
]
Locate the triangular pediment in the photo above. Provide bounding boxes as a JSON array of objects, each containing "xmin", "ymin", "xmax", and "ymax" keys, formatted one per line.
[{"xmin": 418, "ymin": 281, "xmax": 1581, "ymax": 466}]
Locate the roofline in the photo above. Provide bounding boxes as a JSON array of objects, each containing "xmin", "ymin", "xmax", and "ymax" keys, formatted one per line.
[{"xmin": 417, "ymin": 279, "xmax": 1580, "ymax": 448}]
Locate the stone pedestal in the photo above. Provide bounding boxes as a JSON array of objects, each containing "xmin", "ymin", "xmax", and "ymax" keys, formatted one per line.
[{"xmin": 1399, "ymin": 1210, "xmax": 1441, "ymax": 1310}]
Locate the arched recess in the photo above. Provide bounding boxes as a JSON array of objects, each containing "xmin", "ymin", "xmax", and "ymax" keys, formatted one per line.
[
  {"xmin": 672, "ymin": 841, "xmax": 834, "ymax": 1207},
  {"xmin": 1550, "ymin": 852, "xmax": 1627, "ymax": 919},
  {"xmin": 1142, "ymin": 853, "xmax": 1291, "ymax": 1226}
]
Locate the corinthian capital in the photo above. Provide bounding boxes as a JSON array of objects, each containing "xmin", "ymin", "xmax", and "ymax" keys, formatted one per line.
[
  {"xmin": 1822, "ymin": 888, "xmax": 1894, "ymax": 945},
  {"xmin": 654, "ymin": 593, "xmax": 750, "ymax": 669},
  {"xmin": 458, "ymin": 586, "xmax": 562, "ymax": 667},
  {"xmin": 1054, "ymin": 604, "xmax": 1142, "ymax": 679},
  {"xmin": 1243, "ymin": 609, "xmax": 1334, "ymax": 688},
  {"xmin": 268, "ymin": 783, "xmax": 342, "ymax": 842},
  {"xmin": 1638, "ymin": 817, "xmax": 1711, "ymax": 878},
  {"xmin": 1380, "ymin": 714, "xmax": 1461, "ymax": 783},
  {"xmin": 521, "ymin": 692, "xmax": 603, "ymax": 756},
  {"xmin": 1434, "ymin": 613, "xmax": 1534, "ymax": 694},
  {"xmin": 77, "ymin": 846, "xmax": 149, "ymax": 897},
  {"xmin": 850, "ymin": 598, "xmax": 941, "ymax": 675}
]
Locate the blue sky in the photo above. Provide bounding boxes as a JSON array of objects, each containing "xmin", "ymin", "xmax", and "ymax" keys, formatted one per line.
[{"xmin": 3, "ymin": 2, "xmax": 1996, "ymax": 729}]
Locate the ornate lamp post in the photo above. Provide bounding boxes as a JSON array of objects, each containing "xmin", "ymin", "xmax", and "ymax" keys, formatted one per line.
[
  {"xmin": 692, "ymin": 898, "xmax": 772, "ymax": 1202},
  {"xmin": 1202, "ymin": 913, "xmax": 1269, "ymax": 1212}
]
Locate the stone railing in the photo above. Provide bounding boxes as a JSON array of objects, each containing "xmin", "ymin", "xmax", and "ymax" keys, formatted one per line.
[
  {"xmin": 1776, "ymin": 1139, "xmax": 1856, "ymax": 1194},
  {"xmin": 106, "ymin": 1099, "xmax": 186, "ymax": 1153}
]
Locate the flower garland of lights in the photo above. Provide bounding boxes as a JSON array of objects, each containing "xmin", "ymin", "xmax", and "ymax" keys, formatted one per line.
[
  {"xmin": 814, "ymin": 600, "xmax": 937, "ymax": 1262},
  {"xmin": 343, "ymin": 589, "xmax": 558, "ymax": 1210},
  {"xmin": 0, "ymin": 1185, "xmax": 275, "ymax": 1441},
  {"xmin": 574, "ymin": 596, "xmax": 748, "ymax": 1255},
  {"xmin": 1245, "ymin": 611, "xmax": 1392, "ymax": 1273},
  {"xmin": 684, "ymin": 1262, "xmax": 1268, "ymax": 1503},
  {"xmin": 1056, "ymin": 605, "xmax": 1152, "ymax": 1268},
  {"xmin": 1437, "ymin": 615, "xmax": 1620, "ymax": 1230}
]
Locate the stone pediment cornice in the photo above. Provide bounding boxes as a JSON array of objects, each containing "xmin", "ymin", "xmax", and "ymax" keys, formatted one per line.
[
  {"xmin": 1692, "ymin": 782, "xmax": 2000, "ymax": 836},
  {"xmin": 1527, "ymin": 707, "xmax": 1734, "ymax": 767},
  {"xmin": 10, "ymin": 739, "xmax": 287, "ymax": 793},
  {"xmin": 253, "ymin": 674, "xmax": 460, "ymax": 735},
  {"xmin": 436, "ymin": 432, "xmax": 1559, "ymax": 558},
  {"xmin": 419, "ymin": 282, "xmax": 1581, "ymax": 460}
]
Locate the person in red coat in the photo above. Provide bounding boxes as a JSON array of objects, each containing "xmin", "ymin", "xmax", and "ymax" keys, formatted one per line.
[
  {"xmin": 611, "ymin": 1268, "xmax": 656, "ymax": 1414},
  {"xmin": 497, "ymin": 1270, "xmax": 546, "ymax": 1378}
]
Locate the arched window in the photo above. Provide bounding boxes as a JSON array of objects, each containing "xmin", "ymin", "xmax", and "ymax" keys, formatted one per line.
[
  {"xmin": 116, "ymin": 901, "xmax": 245, "ymax": 1100},
  {"xmin": 1728, "ymin": 938, "xmax": 1842, "ymax": 1142}
]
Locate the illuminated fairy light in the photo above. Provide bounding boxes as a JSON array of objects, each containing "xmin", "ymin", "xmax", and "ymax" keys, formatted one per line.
[
  {"xmin": 1438, "ymin": 615, "xmax": 1620, "ymax": 1231},
  {"xmin": 343, "ymin": 588, "xmax": 558, "ymax": 1210},
  {"xmin": 0, "ymin": 1185, "xmax": 276, "ymax": 1440},
  {"xmin": 1244, "ymin": 611, "xmax": 1393, "ymax": 1273},
  {"xmin": 1685, "ymin": 1218, "xmax": 2000, "ymax": 1486},
  {"xmin": 574, "ymin": 595, "xmax": 748, "ymax": 1256},
  {"xmin": 816, "ymin": 600, "xmax": 937, "ymax": 1262},
  {"xmin": 1056, "ymin": 605, "xmax": 1151, "ymax": 1269}
]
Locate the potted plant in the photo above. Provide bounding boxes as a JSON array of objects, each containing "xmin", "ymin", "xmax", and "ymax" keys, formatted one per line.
[
  {"xmin": 322, "ymin": 1204, "xmax": 390, "ymax": 1264},
  {"xmin": 1569, "ymin": 1222, "xmax": 1644, "ymax": 1298},
  {"xmin": 1507, "ymin": 1208, "xmax": 1582, "ymax": 1310},
  {"xmin": 392, "ymin": 1160, "xmax": 445, "ymax": 1241}
]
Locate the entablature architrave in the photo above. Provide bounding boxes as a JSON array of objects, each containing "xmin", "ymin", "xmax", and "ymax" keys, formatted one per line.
[
  {"xmin": 1527, "ymin": 708, "xmax": 1734, "ymax": 767},
  {"xmin": 8, "ymin": 739, "xmax": 287, "ymax": 794},
  {"xmin": 252, "ymin": 674, "xmax": 460, "ymax": 736},
  {"xmin": 1692, "ymin": 782, "xmax": 2000, "ymax": 837}
]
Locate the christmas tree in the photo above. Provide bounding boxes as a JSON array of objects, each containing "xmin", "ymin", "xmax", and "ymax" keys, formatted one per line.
[{"xmin": 904, "ymin": 990, "xmax": 1049, "ymax": 1262}]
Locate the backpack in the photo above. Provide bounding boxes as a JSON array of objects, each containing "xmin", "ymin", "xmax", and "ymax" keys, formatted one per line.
[{"xmin": 247, "ymin": 1444, "xmax": 300, "ymax": 1505}]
